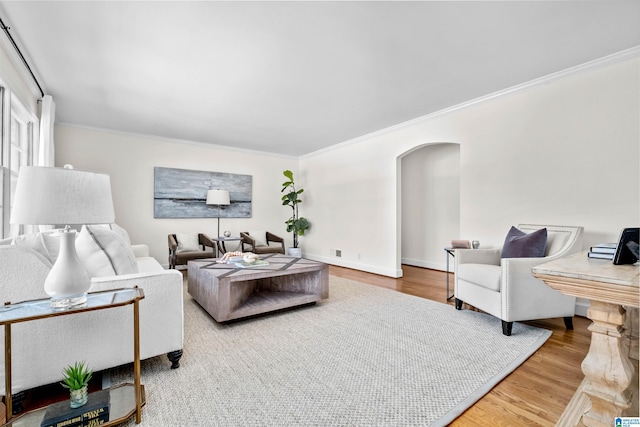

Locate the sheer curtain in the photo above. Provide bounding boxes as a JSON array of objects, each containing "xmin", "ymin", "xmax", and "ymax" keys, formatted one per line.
[
  {"xmin": 37, "ymin": 94, "xmax": 55, "ymax": 232},
  {"xmin": 38, "ymin": 94, "xmax": 55, "ymax": 167}
]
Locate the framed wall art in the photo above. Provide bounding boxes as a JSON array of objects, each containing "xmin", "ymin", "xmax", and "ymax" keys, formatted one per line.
[{"xmin": 153, "ymin": 167, "xmax": 252, "ymax": 219}]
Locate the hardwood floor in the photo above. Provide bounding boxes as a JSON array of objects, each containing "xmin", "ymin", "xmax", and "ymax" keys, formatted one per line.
[{"xmin": 329, "ymin": 264, "xmax": 601, "ymax": 426}]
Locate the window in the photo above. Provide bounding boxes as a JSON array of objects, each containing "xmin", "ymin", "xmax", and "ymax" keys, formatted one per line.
[{"xmin": 0, "ymin": 88, "xmax": 38, "ymax": 238}]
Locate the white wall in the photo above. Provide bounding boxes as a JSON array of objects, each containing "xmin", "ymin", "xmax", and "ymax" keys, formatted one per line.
[
  {"xmin": 53, "ymin": 54, "xmax": 639, "ymax": 277},
  {"xmin": 54, "ymin": 125, "xmax": 298, "ymax": 266},
  {"xmin": 401, "ymin": 143, "xmax": 460, "ymax": 271},
  {"xmin": 301, "ymin": 55, "xmax": 640, "ymax": 278},
  {"xmin": 0, "ymin": 39, "xmax": 39, "ymax": 113}
]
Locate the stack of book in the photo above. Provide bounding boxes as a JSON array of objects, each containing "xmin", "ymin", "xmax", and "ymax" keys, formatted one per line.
[
  {"xmin": 451, "ymin": 240, "xmax": 471, "ymax": 249},
  {"xmin": 588, "ymin": 243, "xmax": 617, "ymax": 260},
  {"xmin": 40, "ymin": 389, "xmax": 110, "ymax": 427}
]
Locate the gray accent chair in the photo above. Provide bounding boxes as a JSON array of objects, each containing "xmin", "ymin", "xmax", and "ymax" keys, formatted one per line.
[
  {"xmin": 240, "ymin": 231, "xmax": 285, "ymax": 255},
  {"xmin": 168, "ymin": 233, "xmax": 216, "ymax": 269},
  {"xmin": 454, "ymin": 224, "xmax": 584, "ymax": 336}
]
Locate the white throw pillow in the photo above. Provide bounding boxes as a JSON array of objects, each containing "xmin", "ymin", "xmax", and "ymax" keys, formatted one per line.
[
  {"xmin": 76, "ymin": 225, "xmax": 139, "ymax": 277},
  {"xmin": 12, "ymin": 230, "xmax": 65, "ymax": 263},
  {"xmin": 90, "ymin": 223, "xmax": 133, "ymax": 246},
  {"xmin": 175, "ymin": 233, "xmax": 201, "ymax": 253},
  {"xmin": 41, "ymin": 232, "xmax": 63, "ymax": 262},
  {"xmin": 247, "ymin": 230, "xmax": 267, "ymax": 247},
  {"xmin": 110, "ymin": 223, "xmax": 132, "ymax": 246},
  {"xmin": 12, "ymin": 232, "xmax": 55, "ymax": 262}
]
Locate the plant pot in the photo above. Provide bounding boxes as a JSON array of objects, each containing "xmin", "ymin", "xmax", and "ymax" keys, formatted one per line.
[
  {"xmin": 69, "ymin": 385, "xmax": 88, "ymax": 408},
  {"xmin": 287, "ymin": 247, "xmax": 302, "ymax": 258}
]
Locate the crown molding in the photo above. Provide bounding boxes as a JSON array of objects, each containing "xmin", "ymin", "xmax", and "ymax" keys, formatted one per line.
[{"xmin": 302, "ymin": 46, "xmax": 640, "ymax": 160}]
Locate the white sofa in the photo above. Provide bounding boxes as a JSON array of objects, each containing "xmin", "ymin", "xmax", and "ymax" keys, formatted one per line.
[{"xmin": 0, "ymin": 226, "xmax": 184, "ymax": 407}]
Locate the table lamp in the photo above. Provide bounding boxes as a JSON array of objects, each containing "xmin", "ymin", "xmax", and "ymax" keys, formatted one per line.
[
  {"xmin": 206, "ymin": 189, "xmax": 230, "ymax": 238},
  {"xmin": 10, "ymin": 165, "xmax": 115, "ymax": 308}
]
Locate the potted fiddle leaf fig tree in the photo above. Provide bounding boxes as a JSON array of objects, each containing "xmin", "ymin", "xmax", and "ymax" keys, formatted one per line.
[{"xmin": 281, "ymin": 170, "xmax": 309, "ymax": 257}]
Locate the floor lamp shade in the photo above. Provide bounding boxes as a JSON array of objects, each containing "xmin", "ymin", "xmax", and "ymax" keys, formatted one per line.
[
  {"xmin": 10, "ymin": 166, "xmax": 116, "ymax": 308},
  {"xmin": 206, "ymin": 189, "xmax": 230, "ymax": 206},
  {"xmin": 206, "ymin": 189, "xmax": 230, "ymax": 238}
]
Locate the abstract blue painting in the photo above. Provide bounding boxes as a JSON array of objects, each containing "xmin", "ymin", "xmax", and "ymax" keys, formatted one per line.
[{"xmin": 154, "ymin": 167, "xmax": 252, "ymax": 218}]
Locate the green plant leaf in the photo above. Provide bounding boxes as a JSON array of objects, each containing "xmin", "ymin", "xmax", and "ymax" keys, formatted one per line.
[
  {"xmin": 60, "ymin": 361, "xmax": 93, "ymax": 391},
  {"xmin": 283, "ymin": 170, "xmax": 293, "ymax": 180}
]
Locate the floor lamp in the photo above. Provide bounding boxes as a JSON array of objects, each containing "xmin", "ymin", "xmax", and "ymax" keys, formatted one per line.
[{"xmin": 206, "ymin": 189, "xmax": 230, "ymax": 238}]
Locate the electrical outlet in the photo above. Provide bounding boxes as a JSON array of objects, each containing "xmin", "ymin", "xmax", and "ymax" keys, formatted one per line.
[{"xmin": 335, "ymin": 249, "xmax": 342, "ymax": 257}]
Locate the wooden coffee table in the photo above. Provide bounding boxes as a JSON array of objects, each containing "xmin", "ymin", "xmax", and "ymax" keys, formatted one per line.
[{"xmin": 187, "ymin": 254, "xmax": 329, "ymax": 322}]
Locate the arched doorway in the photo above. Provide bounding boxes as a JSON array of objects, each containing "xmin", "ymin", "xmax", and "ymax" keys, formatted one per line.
[{"xmin": 399, "ymin": 143, "xmax": 460, "ymax": 272}]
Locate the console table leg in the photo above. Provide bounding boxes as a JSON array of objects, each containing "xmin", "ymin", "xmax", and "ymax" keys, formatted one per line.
[{"xmin": 580, "ymin": 301, "xmax": 634, "ymax": 427}]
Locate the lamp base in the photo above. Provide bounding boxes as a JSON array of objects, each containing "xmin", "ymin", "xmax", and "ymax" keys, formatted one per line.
[
  {"xmin": 44, "ymin": 228, "xmax": 91, "ymax": 309},
  {"xmin": 50, "ymin": 293, "xmax": 87, "ymax": 309}
]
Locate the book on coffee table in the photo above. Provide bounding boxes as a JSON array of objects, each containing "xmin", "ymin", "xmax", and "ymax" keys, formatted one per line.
[{"xmin": 234, "ymin": 260, "xmax": 269, "ymax": 268}]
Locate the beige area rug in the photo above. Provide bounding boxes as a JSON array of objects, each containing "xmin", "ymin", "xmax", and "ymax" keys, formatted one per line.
[{"xmin": 113, "ymin": 276, "xmax": 551, "ymax": 426}]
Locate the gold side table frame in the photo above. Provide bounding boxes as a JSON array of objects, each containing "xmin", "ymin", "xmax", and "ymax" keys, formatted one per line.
[{"xmin": 0, "ymin": 287, "xmax": 145, "ymax": 426}]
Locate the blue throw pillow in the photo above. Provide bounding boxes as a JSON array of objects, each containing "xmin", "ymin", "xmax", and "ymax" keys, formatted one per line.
[{"xmin": 501, "ymin": 226, "xmax": 547, "ymax": 258}]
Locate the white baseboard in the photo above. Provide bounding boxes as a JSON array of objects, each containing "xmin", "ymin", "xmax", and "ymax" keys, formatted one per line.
[
  {"xmin": 401, "ymin": 257, "xmax": 447, "ymax": 272},
  {"xmin": 304, "ymin": 254, "xmax": 403, "ymax": 278},
  {"xmin": 575, "ymin": 298, "xmax": 590, "ymax": 317}
]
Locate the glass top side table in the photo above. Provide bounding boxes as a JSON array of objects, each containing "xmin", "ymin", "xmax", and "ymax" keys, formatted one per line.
[
  {"xmin": 213, "ymin": 236, "xmax": 241, "ymax": 257},
  {"xmin": 0, "ymin": 288, "xmax": 145, "ymax": 426}
]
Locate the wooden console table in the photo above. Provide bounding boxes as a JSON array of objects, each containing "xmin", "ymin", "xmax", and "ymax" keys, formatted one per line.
[{"xmin": 532, "ymin": 252, "xmax": 639, "ymax": 427}]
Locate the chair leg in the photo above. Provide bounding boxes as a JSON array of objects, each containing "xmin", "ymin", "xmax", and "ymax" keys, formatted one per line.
[
  {"xmin": 502, "ymin": 321, "xmax": 513, "ymax": 336},
  {"xmin": 455, "ymin": 298, "xmax": 463, "ymax": 310},
  {"xmin": 563, "ymin": 316, "xmax": 574, "ymax": 330}
]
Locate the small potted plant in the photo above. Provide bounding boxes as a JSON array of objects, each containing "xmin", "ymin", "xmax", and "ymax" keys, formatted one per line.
[
  {"xmin": 281, "ymin": 170, "xmax": 310, "ymax": 257},
  {"xmin": 61, "ymin": 361, "xmax": 93, "ymax": 408}
]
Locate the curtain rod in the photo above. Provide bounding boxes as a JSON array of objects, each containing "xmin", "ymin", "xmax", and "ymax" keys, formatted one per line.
[{"xmin": 0, "ymin": 15, "xmax": 45, "ymax": 98}]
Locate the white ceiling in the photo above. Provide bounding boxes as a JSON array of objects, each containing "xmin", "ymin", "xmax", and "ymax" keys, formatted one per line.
[{"xmin": 1, "ymin": 1, "xmax": 639, "ymax": 156}]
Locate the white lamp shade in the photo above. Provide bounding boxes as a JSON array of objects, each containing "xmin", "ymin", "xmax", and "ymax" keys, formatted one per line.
[
  {"xmin": 10, "ymin": 166, "xmax": 115, "ymax": 226},
  {"xmin": 206, "ymin": 189, "xmax": 230, "ymax": 206}
]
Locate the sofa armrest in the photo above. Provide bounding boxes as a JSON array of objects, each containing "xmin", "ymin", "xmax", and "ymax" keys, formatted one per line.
[
  {"xmin": 240, "ymin": 232, "xmax": 255, "ymax": 252},
  {"xmin": 266, "ymin": 232, "xmax": 284, "ymax": 243},
  {"xmin": 168, "ymin": 235, "xmax": 178, "ymax": 254},
  {"xmin": 131, "ymin": 244, "xmax": 149, "ymax": 258},
  {"xmin": 501, "ymin": 256, "xmax": 576, "ymax": 321},
  {"xmin": 455, "ymin": 248, "xmax": 501, "ymax": 266},
  {"xmin": 89, "ymin": 269, "xmax": 184, "ymax": 359},
  {"xmin": 266, "ymin": 232, "xmax": 285, "ymax": 250},
  {"xmin": 199, "ymin": 233, "xmax": 216, "ymax": 250}
]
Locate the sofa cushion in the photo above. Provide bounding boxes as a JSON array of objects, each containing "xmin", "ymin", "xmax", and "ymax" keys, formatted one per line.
[
  {"xmin": 457, "ymin": 263, "xmax": 502, "ymax": 292},
  {"xmin": 136, "ymin": 256, "xmax": 165, "ymax": 273},
  {"xmin": 501, "ymin": 226, "xmax": 547, "ymax": 258},
  {"xmin": 247, "ymin": 230, "xmax": 267, "ymax": 247},
  {"xmin": 175, "ymin": 233, "xmax": 200, "ymax": 253},
  {"xmin": 545, "ymin": 230, "xmax": 570, "ymax": 256},
  {"xmin": 76, "ymin": 225, "xmax": 139, "ymax": 277}
]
